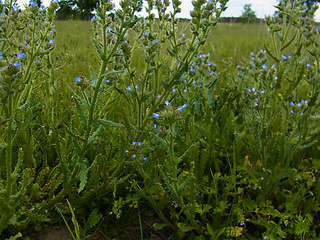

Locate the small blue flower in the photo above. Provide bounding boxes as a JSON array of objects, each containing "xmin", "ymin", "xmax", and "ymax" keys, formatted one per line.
[
  {"xmin": 164, "ymin": 100, "xmax": 170, "ymax": 106},
  {"xmin": 106, "ymin": 80, "xmax": 110, "ymax": 83},
  {"xmin": 196, "ymin": 193, "xmax": 200, "ymax": 196},
  {"xmin": 14, "ymin": 61, "xmax": 20, "ymax": 67},
  {"xmin": 199, "ymin": 54, "xmax": 203, "ymax": 58},
  {"xmin": 182, "ymin": 33, "xmax": 186, "ymax": 37},
  {"xmin": 0, "ymin": 52, "xmax": 2, "ymax": 57},
  {"xmin": 138, "ymin": 142, "xmax": 142, "ymax": 145},
  {"xmin": 29, "ymin": 0, "xmax": 36, "ymax": 5},
  {"xmin": 182, "ymin": 104, "xmax": 187, "ymax": 108},
  {"xmin": 153, "ymin": 113, "xmax": 159, "ymax": 119},
  {"xmin": 132, "ymin": 154, "xmax": 136, "ymax": 159},
  {"xmin": 157, "ymin": 94, "xmax": 161, "ymax": 98},
  {"xmin": 132, "ymin": 141, "xmax": 137, "ymax": 145},
  {"xmin": 135, "ymin": 84, "xmax": 139, "ymax": 89},
  {"xmin": 143, "ymin": 31, "xmax": 149, "ymax": 35},
  {"xmin": 49, "ymin": 39, "xmax": 54, "ymax": 44},
  {"xmin": 262, "ymin": 64, "xmax": 267, "ymax": 69},
  {"xmin": 24, "ymin": 41, "xmax": 27, "ymax": 47},
  {"xmin": 306, "ymin": 63, "xmax": 311, "ymax": 67},
  {"xmin": 158, "ymin": 128, "xmax": 162, "ymax": 133},
  {"xmin": 53, "ymin": 29, "xmax": 56, "ymax": 32},
  {"xmin": 153, "ymin": 124, "xmax": 157, "ymax": 127},
  {"xmin": 183, "ymin": 89, "xmax": 187, "ymax": 93},
  {"xmin": 254, "ymin": 102, "xmax": 258, "ymax": 107},
  {"xmin": 91, "ymin": 16, "xmax": 96, "ymax": 21},
  {"xmin": 289, "ymin": 101, "xmax": 294, "ymax": 106},
  {"xmin": 75, "ymin": 77, "xmax": 80, "ymax": 83},
  {"xmin": 190, "ymin": 67, "xmax": 194, "ymax": 71},
  {"xmin": 18, "ymin": 53, "xmax": 25, "ymax": 59},
  {"xmin": 282, "ymin": 55, "xmax": 287, "ymax": 60},
  {"xmin": 192, "ymin": 80, "xmax": 197, "ymax": 85},
  {"xmin": 172, "ymin": 88, "xmax": 176, "ymax": 92},
  {"xmin": 290, "ymin": 110, "xmax": 294, "ymax": 113},
  {"xmin": 155, "ymin": 39, "xmax": 159, "ymax": 44},
  {"xmin": 272, "ymin": 64, "xmax": 276, "ymax": 68},
  {"xmin": 125, "ymin": 149, "xmax": 128, "ymax": 153},
  {"xmin": 107, "ymin": 27, "xmax": 113, "ymax": 31},
  {"xmin": 144, "ymin": 157, "xmax": 148, "ymax": 161},
  {"xmin": 13, "ymin": 4, "xmax": 19, "ymax": 10},
  {"xmin": 127, "ymin": 86, "xmax": 131, "ymax": 90},
  {"xmin": 305, "ymin": 100, "xmax": 309, "ymax": 104},
  {"xmin": 297, "ymin": 103, "xmax": 302, "ymax": 107}
]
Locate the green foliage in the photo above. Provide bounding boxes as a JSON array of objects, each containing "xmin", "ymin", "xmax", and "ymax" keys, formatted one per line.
[{"xmin": 1, "ymin": 0, "xmax": 320, "ymax": 239}]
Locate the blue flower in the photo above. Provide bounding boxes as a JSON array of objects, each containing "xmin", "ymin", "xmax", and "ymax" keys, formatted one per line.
[
  {"xmin": 155, "ymin": 39, "xmax": 159, "ymax": 44},
  {"xmin": 135, "ymin": 84, "xmax": 139, "ymax": 89},
  {"xmin": 289, "ymin": 101, "xmax": 294, "ymax": 106},
  {"xmin": 75, "ymin": 77, "xmax": 80, "ymax": 83},
  {"xmin": 158, "ymin": 128, "xmax": 162, "ymax": 133},
  {"xmin": 0, "ymin": 52, "xmax": 2, "ymax": 57},
  {"xmin": 153, "ymin": 113, "xmax": 159, "ymax": 119},
  {"xmin": 182, "ymin": 104, "xmax": 187, "ymax": 108},
  {"xmin": 190, "ymin": 67, "xmax": 194, "ymax": 71},
  {"xmin": 132, "ymin": 154, "xmax": 136, "ymax": 158},
  {"xmin": 106, "ymin": 80, "xmax": 110, "ymax": 83},
  {"xmin": 138, "ymin": 142, "xmax": 142, "ymax": 145},
  {"xmin": 13, "ymin": 4, "xmax": 19, "ymax": 10},
  {"xmin": 91, "ymin": 16, "xmax": 96, "ymax": 21},
  {"xmin": 183, "ymin": 89, "xmax": 187, "ymax": 93},
  {"xmin": 306, "ymin": 63, "xmax": 311, "ymax": 67},
  {"xmin": 290, "ymin": 110, "xmax": 294, "ymax": 113},
  {"xmin": 282, "ymin": 55, "xmax": 287, "ymax": 60},
  {"xmin": 49, "ymin": 39, "xmax": 54, "ymax": 44},
  {"xmin": 144, "ymin": 157, "xmax": 148, "ymax": 161},
  {"xmin": 262, "ymin": 64, "xmax": 267, "ymax": 69},
  {"xmin": 143, "ymin": 31, "xmax": 149, "ymax": 35},
  {"xmin": 254, "ymin": 102, "xmax": 258, "ymax": 107},
  {"xmin": 24, "ymin": 41, "xmax": 27, "ymax": 47},
  {"xmin": 132, "ymin": 141, "xmax": 137, "ymax": 145},
  {"xmin": 127, "ymin": 86, "xmax": 131, "ymax": 90},
  {"xmin": 297, "ymin": 103, "xmax": 302, "ymax": 107},
  {"xmin": 192, "ymin": 80, "xmax": 197, "ymax": 85},
  {"xmin": 182, "ymin": 33, "xmax": 186, "ymax": 37},
  {"xmin": 18, "ymin": 53, "xmax": 25, "ymax": 59},
  {"xmin": 107, "ymin": 27, "xmax": 113, "ymax": 31},
  {"xmin": 157, "ymin": 94, "xmax": 161, "ymax": 98},
  {"xmin": 153, "ymin": 124, "xmax": 157, "ymax": 127},
  {"xmin": 125, "ymin": 149, "xmax": 128, "ymax": 153},
  {"xmin": 164, "ymin": 100, "xmax": 170, "ymax": 106},
  {"xmin": 14, "ymin": 61, "xmax": 20, "ymax": 67},
  {"xmin": 29, "ymin": 0, "xmax": 36, "ymax": 5},
  {"xmin": 172, "ymin": 88, "xmax": 176, "ymax": 92}
]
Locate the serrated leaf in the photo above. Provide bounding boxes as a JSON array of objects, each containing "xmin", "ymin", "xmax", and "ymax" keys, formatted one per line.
[
  {"xmin": 92, "ymin": 119, "xmax": 125, "ymax": 128},
  {"xmin": 153, "ymin": 223, "xmax": 168, "ymax": 230},
  {"xmin": 92, "ymin": 37, "xmax": 105, "ymax": 60},
  {"xmin": 78, "ymin": 159, "xmax": 88, "ymax": 193},
  {"xmin": 149, "ymin": 132, "xmax": 169, "ymax": 149},
  {"xmin": 177, "ymin": 222, "xmax": 194, "ymax": 233},
  {"xmin": 141, "ymin": 92, "xmax": 153, "ymax": 103},
  {"xmin": 88, "ymin": 208, "xmax": 102, "ymax": 228},
  {"xmin": 90, "ymin": 66, "xmax": 98, "ymax": 86}
]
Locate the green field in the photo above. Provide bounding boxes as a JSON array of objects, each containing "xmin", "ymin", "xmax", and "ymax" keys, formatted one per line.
[{"xmin": 1, "ymin": 1, "xmax": 320, "ymax": 239}]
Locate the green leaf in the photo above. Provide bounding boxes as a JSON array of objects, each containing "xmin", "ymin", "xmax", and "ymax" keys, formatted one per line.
[
  {"xmin": 153, "ymin": 223, "xmax": 168, "ymax": 230},
  {"xmin": 92, "ymin": 119, "xmax": 125, "ymax": 128},
  {"xmin": 78, "ymin": 159, "xmax": 88, "ymax": 193},
  {"xmin": 141, "ymin": 92, "xmax": 153, "ymax": 103},
  {"xmin": 92, "ymin": 37, "xmax": 105, "ymax": 60},
  {"xmin": 264, "ymin": 44, "xmax": 279, "ymax": 63},
  {"xmin": 90, "ymin": 66, "xmax": 98, "ymax": 87},
  {"xmin": 177, "ymin": 222, "xmax": 194, "ymax": 233},
  {"xmin": 149, "ymin": 132, "xmax": 169, "ymax": 149},
  {"xmin": 281, "ymin": 33, "xmax": 296, "ymax": 51},
  {"xmin": 7, "ymin": 232, "xmax": 22, "ymax": 240},
  {"xmin": 88, "ymin": 208, "xmax": 102, "ymax": 228}
]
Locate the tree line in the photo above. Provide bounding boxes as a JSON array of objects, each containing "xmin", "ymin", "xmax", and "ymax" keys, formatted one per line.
[{"xmin": 33, "ymin": 0, "xmax": 320, "ymax": 21}]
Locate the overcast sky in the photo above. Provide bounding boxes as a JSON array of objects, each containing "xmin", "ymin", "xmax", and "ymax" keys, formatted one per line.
[{"xmin": 15, "ymin": 0, "xmax": 320, "ymax": 21}]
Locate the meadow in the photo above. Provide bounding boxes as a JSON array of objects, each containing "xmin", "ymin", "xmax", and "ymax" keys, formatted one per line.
[{"xmin": 1, "ymin": 0, "xmax": 320, "ymax": 239}]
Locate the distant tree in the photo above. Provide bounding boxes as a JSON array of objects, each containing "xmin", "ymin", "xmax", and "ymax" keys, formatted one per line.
[
  {"xmin": 240, "ymin": 4, "xmax": 257, "ymax": 23},
  {"xmin": 56, "ymin": 0, "xmax": 98, "ymax": 20}
]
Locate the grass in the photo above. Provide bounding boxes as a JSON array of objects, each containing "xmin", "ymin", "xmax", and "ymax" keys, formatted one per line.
[{"xmin": 52, "ymin": 21, "xmax": 270, "ymax": 81}]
